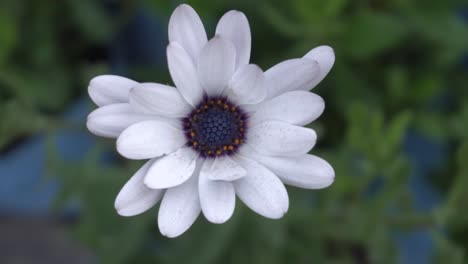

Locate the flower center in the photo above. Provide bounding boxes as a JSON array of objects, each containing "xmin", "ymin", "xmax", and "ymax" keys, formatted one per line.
[{"xmin": 183, "ymin": 97, "xmax": 247, "ymax": 157}]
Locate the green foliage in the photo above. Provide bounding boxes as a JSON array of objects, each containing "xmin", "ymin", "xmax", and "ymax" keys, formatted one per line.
[
  {"xmin": 0, "ymin": 9, "xmax": 17, "ymax": 64},
  {"xmin": 343, "ymin": 11, "xmax": 408, "ymax": 59},
  {"xmin": 2, "ymin": 0, "xmax": 468, "ymax": 263},
  {"xmin": 0, "ymin": 0, "xmax": 116, "ymax": 149}
]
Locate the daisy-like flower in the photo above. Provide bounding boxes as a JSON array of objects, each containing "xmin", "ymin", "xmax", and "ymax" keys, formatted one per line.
[{"xmin": 86, "ymin": 4, "xmax": 335, "ymax": 238}]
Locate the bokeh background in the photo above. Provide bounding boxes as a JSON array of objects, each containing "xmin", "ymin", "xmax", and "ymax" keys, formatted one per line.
[{"xmin": 1, "ymin": 0, "xmax": 468, "ymax": 263}]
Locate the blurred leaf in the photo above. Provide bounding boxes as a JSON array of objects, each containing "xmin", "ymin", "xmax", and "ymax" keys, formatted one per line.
[
  {"xmin": 433, "ymin": 233, "xmax": 465, "ymax": 264},
  {"xmin": 413, "ymin": 112, "xmax": 448, "ymax": 139},
  {"xmin": 385, "ymin": 65, "xmax": 408, "ymax": 106},
  {"xmin": 343, "ymin": 11, "xmax": 407, "ymax": 59},
  {"xmin": 66, "ymin": 0, "xmax": 114, "ymax": 43},
  {"xmin": 0, "ymin": 100, "xmax": 52, "ymax": 149},
  {"xmin": 408, "ymin": 74, "xmax": 443, "ymax": 104},
  {"xmin": 261, "ymin": 3, "xmax": 305, "ymax": 37},
  {"xmin": 385, "ymin": 111, "xmax": 412, "ymax": 154},
  {"xmin": 444, "ymin": 142, "xmax": 468, "ymax": 229},
  {"xmin": 292, "ymin": 0, "xmax": 348, "ymax": 22},
  {"xmin": 0, "ymin": 10, "xmax": 16, "ymax": 64},
  {"xmin": 0, "ymin": 68, "xmax": 72, "ymax": 110}
]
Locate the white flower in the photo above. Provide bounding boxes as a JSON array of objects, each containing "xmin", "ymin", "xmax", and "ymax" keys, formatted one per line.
[{"xmin": 86, "ymin": 4, "xmax": 335, "ymax": 238}]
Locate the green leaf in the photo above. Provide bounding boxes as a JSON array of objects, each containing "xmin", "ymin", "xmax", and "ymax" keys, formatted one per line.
[
  {"xmin": 292, "ymin": 0, "xmax": 348, "ymax": 22},
  {"xmin": 342, "ymin": 11, "xmax": 407, "ymax": 59},
  {"xmin": 66, "ymin": 0, "xmax": 114, "ymax": 43},
  {"xmin": 385, "ymin": 111, "xmax": 412, "ymax": 154},
  {"xmin": 0, "ymin": 10, "xmax": 16, "ymax": 64},
  {"xmin": 0, "ymin": 67, "xmax": 72, "ymax": 110}
]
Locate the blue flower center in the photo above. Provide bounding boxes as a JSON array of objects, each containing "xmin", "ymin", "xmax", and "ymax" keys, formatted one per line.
[{"xmin": 183, "ymin": 97, "xmax": 247, "ymax": 157}]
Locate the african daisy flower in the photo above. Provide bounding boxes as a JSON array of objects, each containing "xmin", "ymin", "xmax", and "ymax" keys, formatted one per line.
[{"xmin": 86, "ymin": 4, "xmax": 335, "ymax": 238}]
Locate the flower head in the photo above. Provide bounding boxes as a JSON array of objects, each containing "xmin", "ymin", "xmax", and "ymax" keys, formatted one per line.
[{"xmin": 87, "ymin": 4, "xmax": 335, "ymax": 238}]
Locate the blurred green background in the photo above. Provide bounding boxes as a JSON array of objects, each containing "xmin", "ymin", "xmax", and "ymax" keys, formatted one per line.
[{"xmin": 1, "ymin": 0, "xmax": 468, "ymax": 263}]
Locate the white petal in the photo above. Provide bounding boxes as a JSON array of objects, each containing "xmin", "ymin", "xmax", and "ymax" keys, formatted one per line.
[
  {"xmin": 86, "ymin": 103, "xmax": 175, "ymax": 138},
  {"xmin": 202, "ymin": 156, "xmax": 247, "ymax": 181},
  {"xmin": 199, "ymin": 164, "xmax": 235, "ymax": 224},
  {"xmin": 167, "ymin": 42, "xmax": 204, "ymax": 107},
  {"xmin": 88, "ymin": 75, "xmax": 137, "ymax": 106},
  {"xmin": 215, "ymin": 10, "xmax": 251, "ymax": 68},
  {"xmin": 168, "ymin": 4, "xmax": 207, "ymax": 64},
  {"xmin": 303, "ymin": 45, "xmax": 335, "ymax": 89},
  {"xmin": 129, "ymin": 83, "xmax": 191, "ymax": 118},
  {"xmin": 246, "ymin": 153, "xmax": 335, "ymax": 189},
  {"xmin": 265, "ymin": 58, "xmax": 320, "ymax": 99},
  {"xmin": 250, "ymin": 91, "xmax": 324, "ymax": 126},
  {"xmin": 117, "ymin": 120, "xmax": 186, "ymax": 160},
  {"xmin": 234, "ymin": 157, "xmax": 288, "ymax": 219},
  {"xmin": 158, "ymin": 168, "xmax": 201, "ymax": 238},
  {"xmin": 247, "ymin": 121, "xmax": 316, "ymax": 156},
  {"xmin": 114, "ymin": 159, "xmax": 164, "ymax": 216},
  {"xmin": 226, "ymin": 64, "xmax": 266, "ymax": 105},
  {"xmin": 197, "ymin": 36, "xmax": 236, "ymax": 96},
  {"xmin": 145, "ymin": 147, "xmax": 198, "ymax": 189}
]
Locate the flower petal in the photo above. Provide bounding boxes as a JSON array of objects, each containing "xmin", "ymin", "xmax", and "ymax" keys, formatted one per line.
[
  {"xmin": 158, "ymin": 167, "xmax": 201, "ymax": 238},
  {"xmin": 199, "ymin": 164, "xmax": 235, "ymax": 224},
  {"xmin": 215, "ymin": 10, "xmax": 251, "ymax": 69},
  {"xmin": 245, "ymin": 152, "xmax": 335, "ymax": 189},
  {"xmin": 167, "ymin": 42, "xmax": 204, "ymax": 107},
  {"xmin": 198, "ymin": 36, "xmax": 236, "ymax": 96},
  {"xmin": 86, "ymin": 103, "xmax": 175, "ymax": 138},
  {"xmin": 234, "ymin": 156, "xmax": 288, "ymax": 219},
  {"xmin": 88, "ymin": 75, "xmax": 138, "ymax": 106},
  {"xmin": 117, "ymin": 120, "xmax": 186, "ymax": 160},
  {"xmin": 129, "ymin": 83, "xmax": 191, "ymax": 118},
  {"xmin": 168, "ymin": 4, "xmax": 207, "ymax": 64},
  {"xmin": 250, "ymin": 91, "xmax": 324, "ymax": 126},
  {"xmin": 303, "ymin": 45, "xmax": 335, "ymax": 89},
  {"xmin": 202, "ymin": 156, "xmax": 247, "ymax": 181},
  {"xmin": 265, "ymin": 58, "xmax": 320, "ymax": 99},
  {"xmin": 145, "ymin": 147, "xmax": 198, "ymax": 189},
  {"xmin": 247, "ymin": 121, "xmax": 317, "ymax": 157},
  {"xmin": 114, "ymin": 159, "xmax": 164, "ymax": 216},
  {"xmin": 226, "ymin": 64, "xmax": 266, "ymax": 105}
]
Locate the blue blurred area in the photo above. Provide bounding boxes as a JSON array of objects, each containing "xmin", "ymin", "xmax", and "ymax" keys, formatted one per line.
[
  {"xmin": 396, "ymin": 131, "xmax": 445, "ymax": 263},
  {"xmin": 0, "ymin": 99, "xmax": 94, "ymax": 215},
  {"xmin": 0, "ymin": 136, "xmax": 57, "ymax": 215},
  {"xmin": 110, "ymin": 8, "xmax": 167, "ymax": 75}
]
